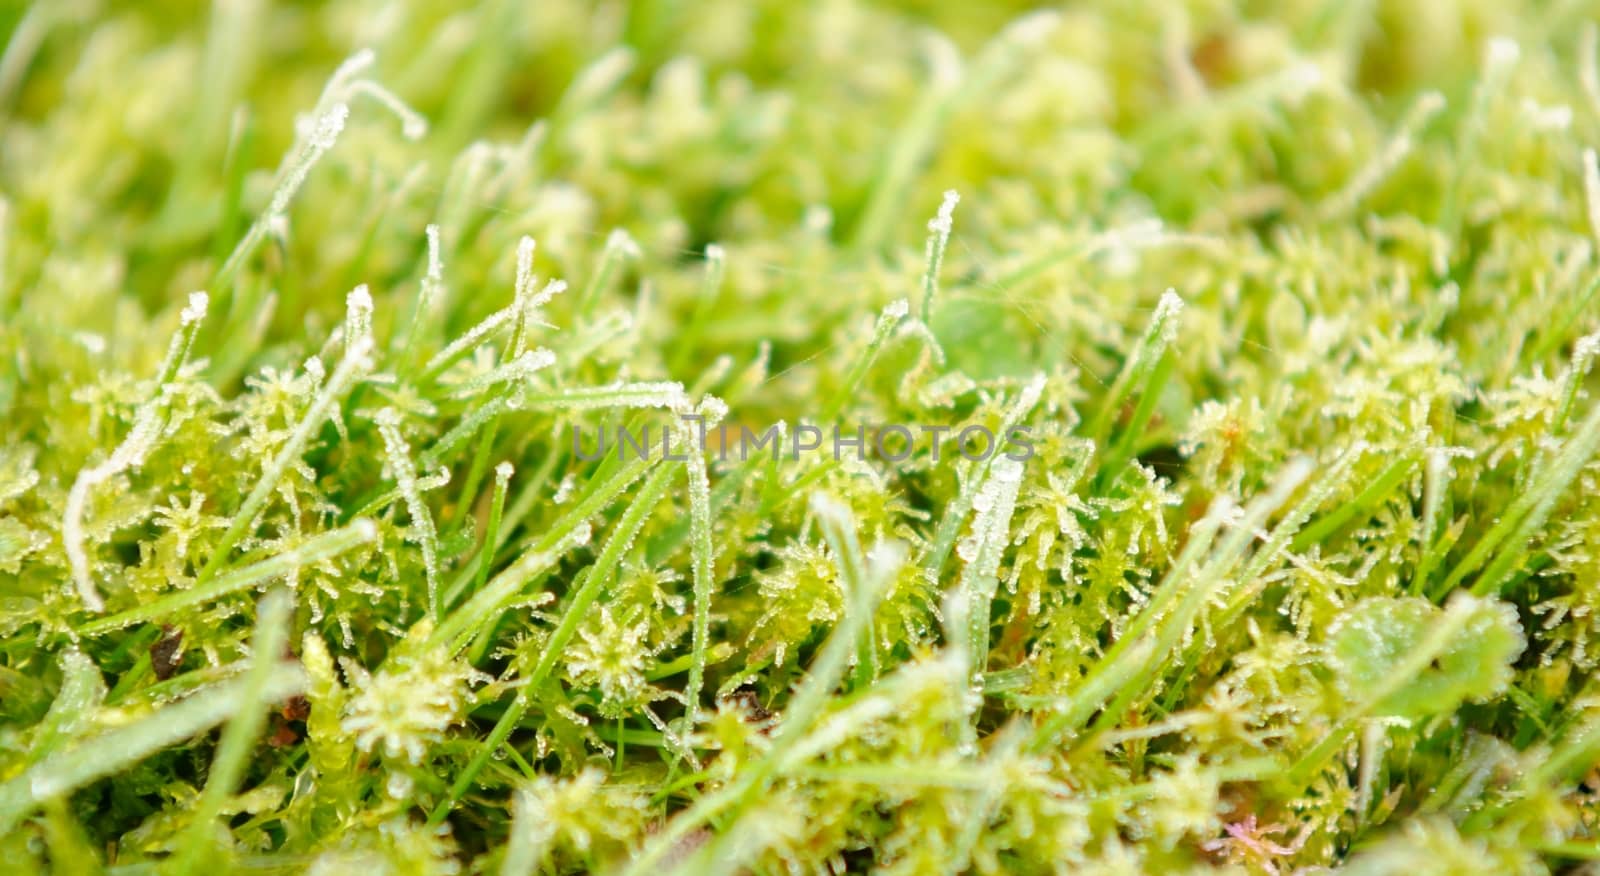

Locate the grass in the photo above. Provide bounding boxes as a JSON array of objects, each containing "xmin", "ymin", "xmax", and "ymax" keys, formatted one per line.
[{"xmin": 2, "ymin": 0, "xmax": 1600, "ymax": 873}]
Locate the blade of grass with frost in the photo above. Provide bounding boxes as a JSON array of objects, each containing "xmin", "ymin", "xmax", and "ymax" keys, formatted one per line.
[
  {"xmin": 173, "ymin": 588, "xmax": 292, "ymax": 874},
  {"xmin": 1190, "ymin": 442, "xmax": 1361, "ymax": 643},
  {"xmin": 213, "ymin": 103, "xmax": 344, "ymax": 293},
  {"xmin": 1524, "ymin": 151, "xmax": 1600, "ymax": 368},
  {"xmin": 396, "ymin": 223, "xmax": 443, "ymax": 376},
  {"xmin": 419, "ymin": 306, "xmax": 515, "ymax": 381},
  {"xmin": 455, "ymin": 238, "xmax": 560, "ymax": 521},
  {"xmin": 422, "ymin": 395, "xmax": 519, "ymax": 468},
  {"xmin": 446, "ymin": 348, "xmax": 556, "ymax": 400},
  {"xmin": 0, "ymin": 661, "xmax": 307, "ymax": 835},
  {"xmin": 981, "ymin": 219, "xmax": 1210, "ymax": 298},
  {"xmin": 1319, "ymin": 90, "xmax": 1445, "ymax": 218},
  {"xmin": 1411, "ymin": 448, "xmax": 1454, "ymax": 595},
  {"xmin": 1062, "ymin": 460, "xmax": 1310, "ymax": 747},
  {"xmin": 432, "ymin": 523, "xmax": 586, "ymax": 659},
  {"xmin": 919, "ymin": 190, "xmax": 959, "ymax": 321},
  {"xmin": 469, "ymin": 462, "xmax": 514, "ymax": 600},
  {"xmin": 1438, "ymin": 38, "xmax": 1520, "ymax": 239},
  {"xmin": 624, "ymin": 506, "xmax": 905, "ymax": 876},
  {"xmin": 1290, "ymin": 446, "xmax": 1420, "ymax": 553},
  {"xmin": 1550, "ymin": 331, "xmax": 1600, "ymax": 437},
  {"xmin": 956, "ymin": 456, "xmax": 1025, "ymax": 689},
  {"xmin": 669, "ymin": 243, "xmax": 726, "ymax": 374},
  {"xmin": 214, "ymin": 51, "xmax": 424, "ymax": 294},
  {"xmin": 816, "ymin": 489, "xmax": 877, "ymax": 690},
  {"xmin": 439, "ymin": 417, "xmax": 673, "ymax": 616},
  {"xmin": 439, "ymin": 436, "xmax": 563, "ymax": 610},
  {"xmin": 519, "ymin": 380, "xmax": 688, "ymax": 411},
  {"xmin": 1089, "ymin": 289, "xmax": 1183, "ymax": 487},
  {"xmin": 63, "ymin": 292, "xmax": 208, "ymax": 611},
  {"xmin": 376, "ymin": 408, "xmax": 442, "ymax": 617},
  {"xmin": 548, "ymin": 47, "xmax": 636, "ymax": 134},
  {"xmin": 434, "ymin": 454, "xmax": 655, "ymax": 651},
  {"xmin": 577, "ymin": 229, "xmax": 640, "ymax": 319},
  {"xmin": 1461, "ymin": 400, "xmax": 1600, "ymax": 598},
  {"xmin": 482, "ymin": 121, "xmax": 548, "ymax": 205},
  {"xmin": 559, "ymin": 308, "xmax": 638, "ymax": 366},
  {"xmin": 923, "ymin": 374, "xmax": 1045, "ymax": 584},
  {"xmin": 24, "ymin": 651, "xmax": 105, "ymax": 769},
  {"xmin": 1238, "ymin": 443, "xmax": 1362, "ymax": 583},
  {"xmin": 849, "ymin": 11, "xmax": 1057, "ymax": 254},
  {"xmin": 670, "ymin": 542, "xmax": 912, "ymax": 876},
  {"xmin": 681, "ymin": 405, "xmax": 725, "ymax": 727},
  {"xmin": 75, "ymin": 520, "xmax": 377, "ymax": 637},
  {"xmin": 439, "ymin": 123, "xmax": 548, "ymax": 270},
  {"xmin": 429, "ymin": 460, "xmax": 675, "ymax": 824},
  {"xmin": 1029, "ymin": 499, "xmax": 1232, "ymax": 751},
  {"xmin": 1036, "ymin": 457, "xmax": 1312, "ymax": 744},
  {"xmin": 1435, "ymin": 394, "xmax": 1600, "ymax": 598},
  {"xmin": 198, "ymin": 332, "xmax": 372, "ymax": 583},
  {"xmin": 820, "ymin": 299, "xmax": 909, "ymax": 424}
]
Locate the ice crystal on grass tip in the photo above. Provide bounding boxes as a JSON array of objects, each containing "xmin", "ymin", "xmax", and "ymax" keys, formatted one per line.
[
  {"xmin": 919, "ymin": 188, "xmax": 959, "ymax": 320},
  {"xmin": 270, "ymin": 103, "xmax": 349, "ymax": 219}
]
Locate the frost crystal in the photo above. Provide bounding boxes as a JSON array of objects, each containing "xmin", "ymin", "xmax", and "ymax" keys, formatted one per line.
[
  {"xmin": 63, "ymin": 404, "xmax": 166, "ymax": 611},
  {"xmin": 928, "ymin": 189, "xmax": 960, "ymax": 236},
  {"xmin": 607, "ymin": 227, "xmax": 641, "ymax": 259},
  {"xmin": 180, "ymin": 291, "xmax": 209, "ymax": 325},
  {"xmin": 527, "ymin": 278, "xmax": 567, "ymax": 312},
  {"xmin": 344, "ymin": 284, "xmax": 374, "ymax": 354},
  {"xmin": 526, "ymin": 380, "xmax": 687, "ymax": 411},
  {"xmin": 270, "ymin": 103, "xmax": 348, "ymax": 218},
  {"xmin": 1153, "ymin": 289, "xmax": 1185, "ymax": 344},
  {"xmin": 348, "ymin": 79, "xmax": 428, "ymax": 140},
  {"xmin": 513, "ymin": 236, "xmax": 537, "ymax": 303},
  {"xmin": 1486, "ymin": 36, "xmax": 1521, "ymax": 72},
  {"xmin": 449, "ymin": 348, "xmax": 556, "ymax": 398},
  {"xmin": 919, "ymin": 190, "xmax": 959, "ymax": 319},
  {"xmin": 424, "ymin": 306, "xmax": 513, "ymax": 375},
  {"xmin": 1574, "ymin": 330, "xmax": 1600, "ymax": 372}
]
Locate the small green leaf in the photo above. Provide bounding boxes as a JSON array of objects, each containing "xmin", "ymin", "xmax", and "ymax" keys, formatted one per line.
[{"xmin": 1327, "ymin": 595, "xmax": 1525, "ymax": 720}]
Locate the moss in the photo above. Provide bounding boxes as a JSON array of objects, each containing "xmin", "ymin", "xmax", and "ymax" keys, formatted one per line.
[{"xmin": 2, "ymin": 1, "xmax": 1600, "ymax": 873}]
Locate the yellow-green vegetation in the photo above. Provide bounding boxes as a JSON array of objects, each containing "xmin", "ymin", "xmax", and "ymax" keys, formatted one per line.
[{"xmin": 3, "ymin": 1, "xmax": 1600, "ymax": 873}]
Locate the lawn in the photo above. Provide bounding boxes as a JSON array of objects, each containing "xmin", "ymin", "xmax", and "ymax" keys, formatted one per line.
[{"xmin": 1, "ymin": 1, "xmax": 1598, "ymax": 873}]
